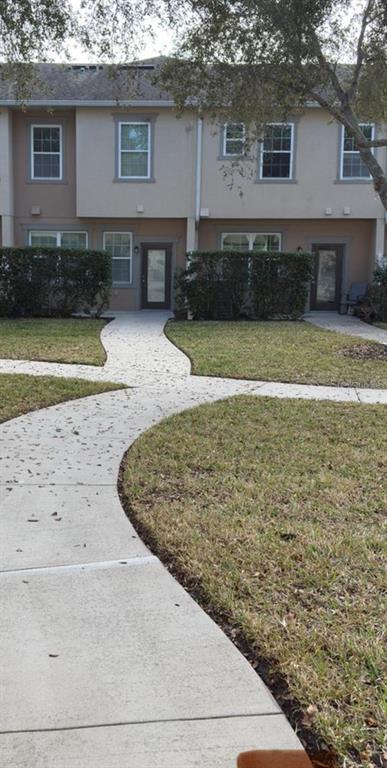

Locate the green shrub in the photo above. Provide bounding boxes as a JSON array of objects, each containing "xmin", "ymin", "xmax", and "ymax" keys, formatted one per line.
[
  {"xmin": 370, "ymin": 259, "xmax": 387, "ymax": 322},
  {"xmin": 0, "ymin": 247, "xmax": 111, "ymax": 317},
  {"xmin": 353, "ymin": 260, "xmax": 387, "ymax": 323},
  {"xmin": 175, "ymin": 250, "xmax": 313, "ymax": 320}
]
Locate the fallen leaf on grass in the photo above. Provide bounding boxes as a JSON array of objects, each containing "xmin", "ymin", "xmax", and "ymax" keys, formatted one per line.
[{"xmin": 302, "ymin": 704, "xmax": 318, "ymax": 727}]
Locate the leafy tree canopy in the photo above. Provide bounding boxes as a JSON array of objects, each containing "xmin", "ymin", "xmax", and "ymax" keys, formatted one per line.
[{"xmin": 160, "ymin": 0, "xmax": 387, "ymax": 207}]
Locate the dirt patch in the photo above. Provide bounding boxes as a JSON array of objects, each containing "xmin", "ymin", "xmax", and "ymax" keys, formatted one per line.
[{"xmin": 339, "ymin": 344, "xmax": 387, "ymax": 361}]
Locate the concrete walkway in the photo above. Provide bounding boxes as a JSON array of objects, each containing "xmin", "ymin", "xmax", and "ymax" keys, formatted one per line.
[
  {"xmin": 0, "ymin": 312, "xmax": 386, "ymax": 767},
  {"xmin": 0, "ymin": 311, "xmax": 385, "ymax": 402},
  {"xmin": 304, "ymin": 310, "xmax": 387, "ymax": 345}
]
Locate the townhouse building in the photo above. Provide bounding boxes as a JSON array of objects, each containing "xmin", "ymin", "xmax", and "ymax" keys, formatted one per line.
[{"xmin": 0, "ymin": 60, "xmax": 385, "ymax": 312}]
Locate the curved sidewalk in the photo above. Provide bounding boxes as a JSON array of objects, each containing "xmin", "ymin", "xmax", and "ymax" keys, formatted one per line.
[
  {"xmin": 0, "ymin": 310, "xmax": 385, "ymax": 402},
  {"xmin": 0, "ymin": 312, "xmax": 301, "ymax": 767},
  {"xmin": 0, "ymin": 312, "xmax": 385, "ymax": 767}
]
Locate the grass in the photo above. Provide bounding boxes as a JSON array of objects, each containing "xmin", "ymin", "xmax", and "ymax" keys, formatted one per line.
[
  {"xmin": 375, "ymin": 322, "xmax": 387, "ymax": 331},
  {"xmin": 0, "ymin": 318, "xmax": 107, "ymax": 365},
  {"xmin": 0, "ymin": 373, "xmax": 122, "ymax": 424},
  {"xmin": 166, "ymin": 320, "xmax": 387, "ymax": 388},
  {"xmin": 122, "ymin": 396, "xmax": 387, "ymax": 767}
]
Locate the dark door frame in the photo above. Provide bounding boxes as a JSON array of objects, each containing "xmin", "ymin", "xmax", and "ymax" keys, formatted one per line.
[
  {"xmin": 310, "ymin": 244, "xmax": 344, "ymax": 311},
  {"xmin": 141, "ymin": 243, "xmax": 172, "ymax": 309}
]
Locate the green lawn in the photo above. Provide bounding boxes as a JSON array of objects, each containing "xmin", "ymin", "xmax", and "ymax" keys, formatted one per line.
[
  {"xmin": 166, "ymin": 320, "xmax": 387, "ymax": 388},
  {"xmin": 122, "ymin": 396, "xmax": 387, "ymax": 767},
  {"xmin": 0, "ymin": 318, "xmax": 107, "ymax": 365},
  {"xmin": 0, "ymin": 373, "xmax": 122, "ymax": 424}
]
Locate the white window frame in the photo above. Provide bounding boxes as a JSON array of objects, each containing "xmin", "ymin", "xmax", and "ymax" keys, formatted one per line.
[
  {"xmin": 259, "ymin": 122, "xmax": 294, "ymax": 180},
  {"xmin": 103, "ymin": 231, "xmax": 133, "ymax": 286},
  {"xmin": 28, "ymin": 231, "xmax": 88, "ymax": 247},
  {"xmin": 118, "ymin": 122, "xmax": 151, "ymax": 180},
  {"xmin": 340, "ymin": 123, "xmax": 374, "ymax": 180},
  {"xmin": 223, "ymin": 123, "xmax": 246, "ymax": 157},
  {"xmin": 31, "ymin": 124, "xmax": 63, "ymax": 181},
  {"xmin": 221, "ymin": 232, "xmax": 282, "ymax": 251}
]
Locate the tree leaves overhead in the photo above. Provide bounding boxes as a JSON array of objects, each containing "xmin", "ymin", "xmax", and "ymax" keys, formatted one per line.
[
  {"xmin": 0, "ymin": 0, "xmax": 72, "ymax": 61},
  {"xmin": 161, "ymin": 0, "xmax": 386, "ymax": 122},
  {"xmin": 159, "ymin": 0, "xmax": 387, "ymax": 208}
]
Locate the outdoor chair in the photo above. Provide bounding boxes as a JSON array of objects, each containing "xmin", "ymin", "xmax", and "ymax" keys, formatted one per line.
[
  {"xmin": 237, "ymin": 750, "xmax": 314, "ymax": 768},
  {"xmin": 341, "ymin": 282, "xmax": 368, "ymax": 314}
]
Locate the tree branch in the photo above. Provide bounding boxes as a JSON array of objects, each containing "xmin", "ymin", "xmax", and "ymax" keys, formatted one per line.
[
  {"xmin": 349, "ymin": 0, "xmax": 375, "ymax": 98},
  {"xmin": 308, "ymin": 30, "xmax": 346, "ymax": 102},
  {"xmin": 307, "ymin": 89, "xmax": 346, "ymax": 123},
  {"xmin": 357, "ymin": 138, "xmax": 387, "ymax": 148}
]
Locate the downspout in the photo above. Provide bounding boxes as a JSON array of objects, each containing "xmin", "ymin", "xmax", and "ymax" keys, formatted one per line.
[
  {"xmin": 194, "ymin": 116, "xmax": 203, "ymax": 247},
  {"xmin": 185, "ymin": 116, "xmax": 203, "ymax": 319}
]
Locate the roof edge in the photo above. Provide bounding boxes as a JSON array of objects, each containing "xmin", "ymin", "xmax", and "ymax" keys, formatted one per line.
[
  {"xmin": 0, "ymin": 98, "xmax": 322, "ymax": 110},
  {"xmin": 1, "ymin": 99, "xmax": 176, "ymax": 108}
]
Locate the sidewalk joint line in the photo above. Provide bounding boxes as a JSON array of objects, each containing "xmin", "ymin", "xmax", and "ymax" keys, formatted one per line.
[
  {"xmin": 0, "ymin": 711, "xmax": 282, "ymax": 736},
  {"xmin": 0, "ymin": 555, "xmax": 157, "ymax": 577}
]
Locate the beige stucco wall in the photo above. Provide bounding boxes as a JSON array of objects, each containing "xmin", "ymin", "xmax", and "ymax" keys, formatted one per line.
[
  {"xmin": 75, "ymin": 108, "xmax": 197, "ymax": 219},
  {"xmin": 0, "ymin": 108, "xmax": 15, "ymax": 245},
  {"xmin": 8, "ymin": 105, "xmax": 386, "ymax": 237},
  {"xmin": 201, "ymin": 109, "xmax": 385, "ymax": 220},
  {"xmin": 0, "ymin": 109, "xmax": 13, "ymax": 216},
  {"xmin": 12, "ymin": 110, "xmax": 77, "ymax": 221},
  {"xmin": 199, "ymin": 218, "xmax": 375, "ymax": 289}
]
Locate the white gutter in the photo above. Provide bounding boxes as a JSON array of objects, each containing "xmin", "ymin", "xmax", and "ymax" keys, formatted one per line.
[{"xmin": 195, "ymin": 116, "xmax": 203, "ymax": 225}]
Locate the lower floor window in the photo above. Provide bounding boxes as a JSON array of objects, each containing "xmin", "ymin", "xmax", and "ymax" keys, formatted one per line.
[
  {"xmin": 220, "ymin": 232, "xmax": 282, "ymax": 284},
  {"xmin": 221, "ymin": 232, "xmax": 282, "ymax": 252},
  {"xmin": 29, "ymin": 231, "xmax": 88, "ymax": 249},
  {"xmin": 103, "ymin": 232, "xmax": 132, "ymax": 285}
]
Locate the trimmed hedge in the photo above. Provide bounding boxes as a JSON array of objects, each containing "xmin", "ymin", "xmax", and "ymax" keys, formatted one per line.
[
  {"xmin": 370, "ymin": 260, "xmax": 387, "ymax": 322},
  {"xmin": 0, "ymin": 247, "xmax": 111, "ymax": 317},
  {"xmin": 175, "ymin": 250, "xmax": 313, "ymax": 320}
]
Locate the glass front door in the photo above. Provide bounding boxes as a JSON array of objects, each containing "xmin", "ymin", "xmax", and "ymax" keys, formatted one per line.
[
  {"xmin": 310, "ymin": 245, "xmax": 343, "ymax": 310},
  {"xmin": 141, "ymin": 244, "xmax": 172, "ymax": 309}
]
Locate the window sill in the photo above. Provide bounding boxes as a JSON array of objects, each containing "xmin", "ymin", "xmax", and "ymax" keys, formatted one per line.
[
  {"xmin": 254, "ymin": 178, "xmax": 298, "ymax": 184},
  {"xmin": 217, "ymin": 155, "xmax": 253, "ymax": 162},
  {"xmin": 113, "ymin": 177, "xmax": 155, "ymax": 184},
  {"xmin": 334, "ymin": 179, "xmax": 372, "ymax": 184},
  {"xmin": 26, "ymin": 179, "xmax": 67, "ymax": 185}
]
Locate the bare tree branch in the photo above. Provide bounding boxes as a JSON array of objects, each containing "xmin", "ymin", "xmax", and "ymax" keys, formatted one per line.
[
  {"xmin": 308, "ymin": 30, "xmax": 347, "ymax": 103},
  {"xmin": 357, "ymin": 138, "xmax": 387, "ymax": 148},
  {"xmin": 349, "ymin": 0, "xmax": 375, "ymax": 99}
]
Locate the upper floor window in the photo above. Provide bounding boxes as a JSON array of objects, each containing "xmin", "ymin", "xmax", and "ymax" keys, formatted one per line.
[
  {"xmin": 221, "ymin": 232, "xmax": 282, "ymax": 252},
  {"xmin": 31, "ymin": 125, "xmax": 62, "ymax": 180},
  {"xmin": 223, "ymin": 123, "xmax": 246, "ymax": 156},
  {"xmin": 29, "ymin": 231, "xmax": 87, "ymax": 248},
  {"xmin": 103, "ymin": 232, "xmax": 132, "ymax": 285},
  {"xmin": 340, "ymin": 124, "xmax": 374, "ymax": 179},
  {"xmin": 260, "ymin": 123, "xmax": 294, "ymax": 179},
  {"xmin": 119, "ymin": 122, "xmax": 151, "ymax": 179}
]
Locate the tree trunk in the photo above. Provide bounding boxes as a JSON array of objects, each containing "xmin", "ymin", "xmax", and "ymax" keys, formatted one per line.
[
  {"xmin": 342, "ymin": 107, "xmax": 387, "ymax": 212},
  {"xmin": 358, "ymin": 144, "xmax": 387, "ymax": 211}
]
